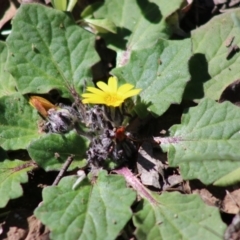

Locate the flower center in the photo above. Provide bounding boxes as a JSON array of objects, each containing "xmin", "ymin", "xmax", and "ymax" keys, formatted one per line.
[{"xmin": 105, "ymin": 94, "xmax": 122, "ymax": 106}]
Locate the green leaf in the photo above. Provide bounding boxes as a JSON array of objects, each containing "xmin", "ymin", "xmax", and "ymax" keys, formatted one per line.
[
  {"xmin": 51, "ymin": 0, "xmax": 67, "ymax": 11},
  {"xmin": 81, "ymin": 3, "xmax": 101, "ymax": 19},
  {"xmin": 67, "ymin": 0, "xmax": 77, "ymax": 12},
  {"xmin": 91, "ymin": 0, "xmax": 184, "ymax": 51},
  {"xmin": 160, "ymin": 99, "xmax": 240, "ymax": 185},
  {"xmin": 6, "ymin": 4, "xmax": 99, "ymax": 98},
  {"xmin": 83, "ymin": 18, "xmax": 117, "ymax": 34},
  {"xmin": 0, "ymin": 160, "xmax": 34, "ymax": 208},
  {"xmin": 34, "ymin": 171, "xmax": 136, "ymax": 240},
  {"xmin": 0, "ymin": 41, "xmax": 17, "ymax": 97},
  {"xmin": 28, "ymin": 131, "xmax": 89, "ymax": 171},
  {"xmin": 184, "ymin": 9, "xmax": 240, "ymax": 101},
  {"xmin": 179, "ymin": 160, "xmax": 240, "ymax": 186},
  {"xmin": 213, "ymin": 167, "xmax": 240, "ymax": 186},
  {"xmin": 89, "ymin": 0, "xmax": 184, "ymax": 66},
  {"xmin": 133, "ymin": 192, "xmax": 226, "ymax": 240},
  {"xmin": 112, "ymin": 39, "xmax": 191, "ymax": 116},
  {"xmin": 0, "ymin": 93, "xmax": 41, "ymax": 150}
]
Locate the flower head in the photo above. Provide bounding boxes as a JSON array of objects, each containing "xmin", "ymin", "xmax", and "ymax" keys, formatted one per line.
[
  {"xmin": 29, "ymin": 96, "xmax": 57, "ymax": 118},
  {"xmin": 82, "ymin": 76, "xmax": 141, "ymax": 107}
]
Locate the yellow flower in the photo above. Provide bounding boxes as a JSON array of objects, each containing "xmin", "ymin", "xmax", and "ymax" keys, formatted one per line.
[{"xmin": 82, "ymin": 76, "xmax": 141, "ymax": 107}]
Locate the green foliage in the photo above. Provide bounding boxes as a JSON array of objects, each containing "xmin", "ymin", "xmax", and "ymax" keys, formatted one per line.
[
  {"xmin": 0, "ymin": 93, "xmax": 41, "ymax": 150},
  {"xmin": 87, "ymin": 0, "xmax": 185, "ymax": 67},
  {"xmin": 82, "ymin": 18, "xmax": 117, "ymax": 34},
  {"xmin": 28, "ymin": 131, "xmax": 89, "ymax": 171},
  {"xmin": 184, "ymin": 10, "xmax": 240, "ymax": 101},
  {"xmin": 0, "ymin": 1, "xmax": 239, "ymax": 239},
  {"xmin": 0, "ymin": 159, "xmax": 34, "ymax": 208},
  {"xmin": 161, "ymin": 99, "xmax": 240, "ymax": 185},
  {"xmin": 213, "ymin": 167, "xmax": 240, "ymax": 186},
  {"xmin": 35, "ymin": 171, "xmax": 136, "ymax": 240},
  {"xmin": 51, "ymin": 0, "xmax": 67, "ymax": 11},
  {"xmin": 6, "ymin": 3, "xmax": 99, "ymax": 98},
  {"xmin": 89, "ymin": 0, "xmax": 184, "ymax": 52},
  {"xmin": 0, "ymin": 42, "xmax": 16, "ymax": 97},
  {"xmin": 133, "ymin": 192, "xmax": 226, "ymax": 240},
  {"xmin": 112, "ymin": 39, "xmax": 191, "ymax": 115},
  {"xmin": 51, "ymin": 0, "xmax": 78, "ymax": 12}
]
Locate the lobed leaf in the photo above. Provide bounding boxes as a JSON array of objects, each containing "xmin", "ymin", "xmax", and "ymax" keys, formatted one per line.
[
  {"xmin": 90, "ymin": 0, "xmax": 183, "ymax": 50},
  {"xmin": 0, "ymin": 93, "xmax": 41, "ymax": 150},
  {"xmin": 184, "ymin": 9, "xmax": 240, "ymax": 101},
  {"xmin": 88, "ymin": 0, "xmax": 184, "ymax": 65},
  {"xmin": 0, "ymin": 159, "xmax": 34, "ymax": 208},
  {"xmin": 0, "ymin": 41, "xmax": 16, "ymax": 97},
  {"xmin": 6, "ymin": 3, "xmax": 99, "ymax": 98},
  {"xmin": 161, "ymin": 98, "xmax": 240, "ymax": 185},
  {"xmin": 28, "ymin": 131, "xmax": 89, "ymax": 171},
  {"xmin": 34, "ymin": 171, "xmax": 136, "ymax": 240},
  {"xmin": 113, "ymin": 39, "xmax": 191, "ymax": 116},
  {"xmin": 133, "ymin": 192, "xmax": 226, "ymax": 240}
]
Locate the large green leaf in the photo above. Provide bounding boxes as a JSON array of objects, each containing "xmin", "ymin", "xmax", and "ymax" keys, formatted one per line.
[
  {"xmin": 133, "ymin": 192, "xmax": 226, "ymax": 240},
  {"xmin": 6, "ymin": 3, "xmax": 99, "ymax": 97},
  {"xmin": 0, "ymin": 93, "xmax": 41, "ymax": 150},
  {"xmin": 0, "ymin": 160, "xmax": 34, "ymax": 208},
  {"xmin": 34, "ymin": 171, "xmax": 136, "ymax": 240},
  {"xmin": 86, "ymin": 0, "xmax": 184, "ymax": 65},
  {"xmin": 113, "ymin": 39, "xmax": 191, "ymax": 116},
  {"xmin": 184, "ymin": 9, "xmax": 240, "ymax": 101},
  {"xmin": 90, "ymin": 0, "xmax": 183, "ymax": 50},
  {"xmin": 28, "ymin": 131, "xmax": 89, "ymax": 171},
  {"xmin": 160, "ymin": 99, "xmax": 240, "ymax": 185},
  {"xmin": 0, "ymin": 41, "xmax": 16, "ymax": 97}
]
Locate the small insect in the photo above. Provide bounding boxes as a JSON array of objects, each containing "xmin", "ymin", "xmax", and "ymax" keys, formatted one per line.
[
  {"xmin": 29, "ymin": 85, "xmax": 138, "ymax": 168},
  {"xmin": 115, "ymin": 126, "xmax": 126, "ymax": 141}
]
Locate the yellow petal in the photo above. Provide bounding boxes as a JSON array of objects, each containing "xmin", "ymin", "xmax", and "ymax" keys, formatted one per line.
[
  {"xmin": 83, "ymin": 99, "xmax": 106, "ymax": 104},
  {"xmin": 82, "ymin": 95, "xmax": 106, "ymax": 104},
  {"xmin": 122, "ymin": 88, "xmax": 142, "ymax": 99},
  {"xmin": 112, "ymin": 99, "xmax": 124, "ymax": 107},
  {"xmin": 86, "ymin": 87, "xmax": 106, "ymax": 96},
  {"xmin": 97, "ymin": 81, "xmax": 111, "ymax": 92},
  {"xmin": 82, "ymin": 93, "xmax": 105, "ymax": 100},
  {"xmin": 82, "ymin": 76, "xmax": 141, "ymax": 107},
  {"xmin": 108, "ymin": 76, "xmax": 118, "ymax": 92},
  {"xmin": 82, "ymin": 99, "xmax": 104, "ymax": 104},
  {"xmin": 118, "ymin": 83, "xmax": 134, "ymax": 94}
]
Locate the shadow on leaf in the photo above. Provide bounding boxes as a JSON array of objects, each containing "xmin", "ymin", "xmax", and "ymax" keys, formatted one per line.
[
  {"xmin": 183, "ymin": 53, "xmax": 211, "ymax": 100},
  {"xmin": 136, "ymin": 0, "xmax": 162, "ymax": 23},
  {"xmin": 101, "ymin": 27, "xmax": 132, "ymax": 50}
]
